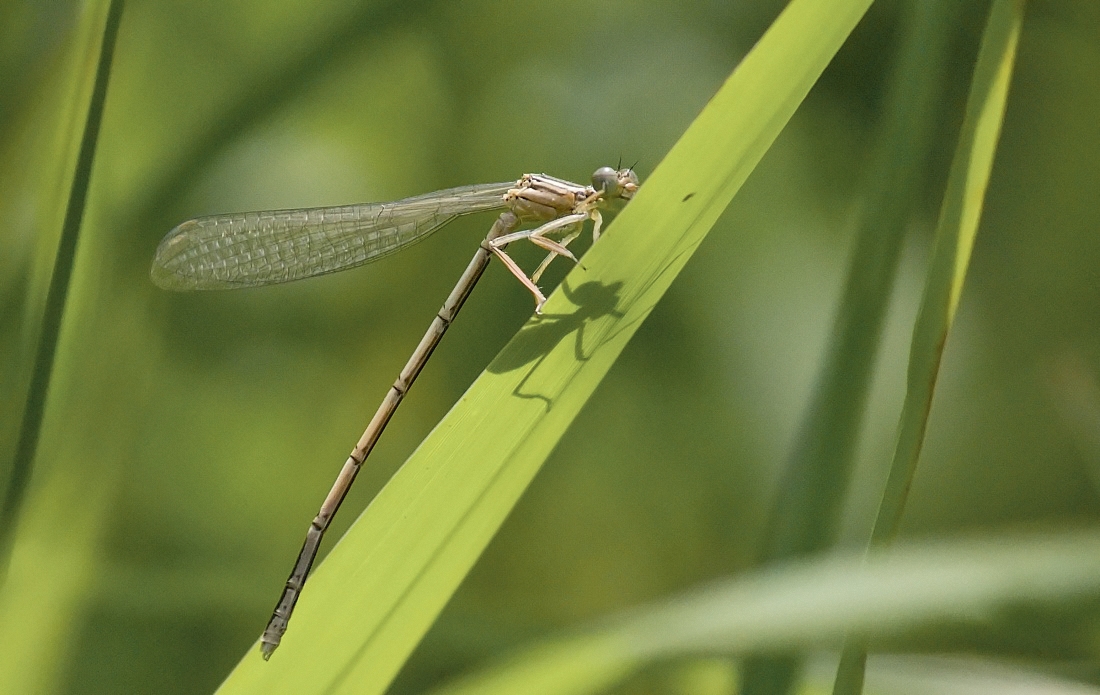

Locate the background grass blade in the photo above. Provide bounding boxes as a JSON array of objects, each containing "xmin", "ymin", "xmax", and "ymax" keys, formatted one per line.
[
  {"xmin": 833, "ymin": 2, "xmax": 1026, "ymax": 693},
  {"xmin": 870, "ymin": 0, "xmax": 1024, "ymax": 550},
  {"xmin": 752, "ymin": 0, "xmax": 960, "ymax": 567},
  {"xmin": 0, "ymin": 2, "xmax": 124, "ymax": 692},
  {"xmin": 422, "ymin": 532, "xmax": 1100, "ymax": 695},
  {"xmin": 740, "ymin": 2, "xmax": 961, "ymax": 691},
  {"xmin": 0, "ymin": 0, "xmax": 124, "ymax": 548},
  {"xmin": 216, "ymin": 0, "xmax": 873, "ymax": 692}
]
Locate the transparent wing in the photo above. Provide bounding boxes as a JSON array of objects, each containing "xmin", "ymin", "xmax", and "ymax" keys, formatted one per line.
[{"xmin": 150, "ymin": 182, "xmax": 515, "ymax": 290}]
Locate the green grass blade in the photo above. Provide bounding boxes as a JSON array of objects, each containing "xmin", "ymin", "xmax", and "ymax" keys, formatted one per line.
[
  {"xmin": 756, "ymin": 0, "xmax": 962, "ymax": 573},
  {"xmin": 741, "ymin": 3, "xmax": 962, "ymax": 692},
  {"xmin": 834, "ymin": 2, "xmax": 1026, "ymax": 693},
  {"xmin": 0, "ymin": 2, "xmax": 124, "ymax": 692},
  {"xmin": 423, "ymin": 532, "xmax": 1100, "ymax": 695},
  {"xmin": 216, "ymin": 0, "xmax": 873, "ymax": 693},
  {"xmin": 0, "ymin": 0, "xmax": 123, "ymax": 553},
  {"xmin": 870, "ymin": 0, "xmax": 1025, "ymax": 579}
]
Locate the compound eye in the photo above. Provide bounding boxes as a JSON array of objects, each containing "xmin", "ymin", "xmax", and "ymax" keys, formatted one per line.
[{"xmin": 592, "ymin": 166, "xmax": 621, "ymax": 197}]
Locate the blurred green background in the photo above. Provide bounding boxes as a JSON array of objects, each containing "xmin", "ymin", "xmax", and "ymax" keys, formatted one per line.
[{"xmin": 2, "ymin": 0, "xmax": 1099, "ymax": 693}]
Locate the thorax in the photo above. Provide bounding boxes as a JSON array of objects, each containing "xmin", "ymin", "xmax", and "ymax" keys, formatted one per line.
[{"xmin": 505, "ymin": 174, "xmax": 599, "ymax": 223}]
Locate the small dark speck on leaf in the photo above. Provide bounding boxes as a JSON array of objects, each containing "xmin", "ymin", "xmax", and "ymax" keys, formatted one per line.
[{"xmin": 682, "ymin": 192, "xmax": 695, "ymax": 202}]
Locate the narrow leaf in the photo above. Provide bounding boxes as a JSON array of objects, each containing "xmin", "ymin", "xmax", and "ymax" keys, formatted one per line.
[
  {"xmin": 0, "ymin": 0, "xmax": 124, "ymax": 543},
  {"xmin": 0, "ymin": 2, "xmax": 125, "ymax": 692},
  {"xmin": 835, "ymin": 2, "xmax": 1026, "ymax": 692},
  {"xmin": 425, "ymin": 533, "xmax": 1100, "ymax": 695},
  {"xmin": 742, "ymin": 3, "xmax": 962, "ymax": 690}
]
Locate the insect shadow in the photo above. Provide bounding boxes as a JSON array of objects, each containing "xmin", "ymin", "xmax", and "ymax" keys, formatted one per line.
[{"xmin": 486, "ymin": 279, "xmax": 625, "ymax": 408}]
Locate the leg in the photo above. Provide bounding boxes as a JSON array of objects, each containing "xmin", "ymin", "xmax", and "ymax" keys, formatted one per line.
[
  {"xmin": 488, "ymin": 213, "xmax": 586, "ymax": 248},
  {"xmin": 489, "ymin": 245, "xmax": 548, "ymax": 312},
  {"xmin": 529, "ymin": 208, "xmax": 600, "ymax": 281},
  {"xmin": 532, "ymin": 225, "xmax": 582, "ymax": 283},
  {"xmin": 528, "ymin": 213, "xmax": 588, "ymax": 263},
  {"xmin": 488, "ymin": 213, "xmax": 587, "ymax": 314},
  {"xmin": 498, "ymin": 213, "xmax": 586, "ymax": 286},
  {"xmin": 528, "ymin": 235, "xmax": 577, "ymax": 262}
]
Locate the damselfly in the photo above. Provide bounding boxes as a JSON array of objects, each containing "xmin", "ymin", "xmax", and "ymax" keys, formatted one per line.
[{"xmin": 151, "ymin": 165, "xmax": 639, "ymax": 658}]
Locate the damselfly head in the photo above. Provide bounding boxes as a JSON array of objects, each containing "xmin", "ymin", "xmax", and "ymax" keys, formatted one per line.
[{"xmin": 592, "ymin": 166, "xmax": 640, "ymax": 201}]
